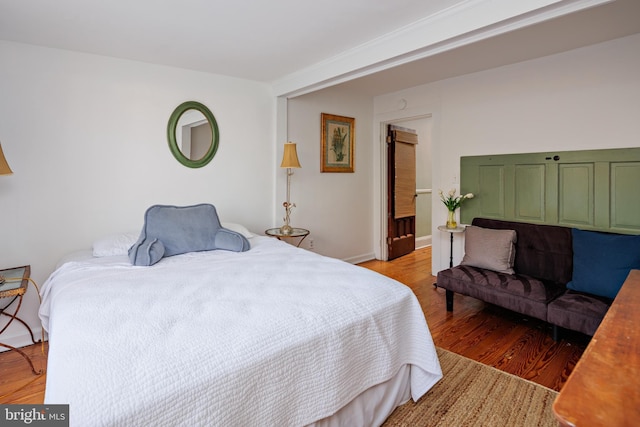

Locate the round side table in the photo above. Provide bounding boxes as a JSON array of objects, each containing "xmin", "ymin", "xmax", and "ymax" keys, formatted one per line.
[
  {"xmin": 435, "ymin": 226, "xmax": 466, "ymax": 310},
  {"xmin": 437, "ymin": 225, "xmax": 466, "ymax": 268},
  {"xmin": 265, "ymin": 228, "xmax": 310, "ymax": 247}
]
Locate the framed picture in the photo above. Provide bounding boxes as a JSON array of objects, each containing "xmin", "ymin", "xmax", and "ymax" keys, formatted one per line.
[{"xmin": 321, "ymin": 113, "xmax": 355, "ymax": 173}]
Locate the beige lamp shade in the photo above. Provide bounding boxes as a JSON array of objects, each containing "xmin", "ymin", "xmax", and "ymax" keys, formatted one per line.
[
  {"xmin": 0, "ymin": 143, "xmax": 13, "ymax": 175},
  {"xmin": 280, "ymin": 142, "xmax": 301, "ymax": 168}
]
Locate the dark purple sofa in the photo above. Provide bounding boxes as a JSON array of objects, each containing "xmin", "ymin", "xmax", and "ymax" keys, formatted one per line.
[{"xmin": 436, "ymin": 218, "xmax": 613, "ymax": 340}]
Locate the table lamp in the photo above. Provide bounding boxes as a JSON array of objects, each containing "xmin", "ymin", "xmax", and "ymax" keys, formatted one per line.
[
  {"xmin": 0, "ymin": 143, "xmax": 12, "ymax": 175},
  {"xmin": 280, "ymin": 142, "xmax": 301, "ymax": 235}
]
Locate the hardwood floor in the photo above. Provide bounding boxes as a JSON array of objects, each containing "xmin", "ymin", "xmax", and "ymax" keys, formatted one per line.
[
  {"xmin": 359, "ymin": 246, "xmax": 589, "ymax": 392},
  {"xmin": 0, "ymin": 246, "xmax": 587, "ymax": 403},
  {"xmin": 0, "ymin": 342, "xmax": 47, "ymax": 403}
]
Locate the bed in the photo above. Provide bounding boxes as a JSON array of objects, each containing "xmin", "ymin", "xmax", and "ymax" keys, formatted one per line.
[{"xmin": 39, "ymin": 227, "xmax": 442, "ymax": 426}]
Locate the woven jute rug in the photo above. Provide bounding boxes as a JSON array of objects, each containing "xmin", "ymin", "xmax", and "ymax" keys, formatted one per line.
[{"xmin": 383, "ymin": 348, "xmax": 559, "ymax": 426}]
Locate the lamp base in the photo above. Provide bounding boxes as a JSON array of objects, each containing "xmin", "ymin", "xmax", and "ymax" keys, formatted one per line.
[{"xmin": 279, "ymin": 224, "xmax": 293, "ymax": 235}]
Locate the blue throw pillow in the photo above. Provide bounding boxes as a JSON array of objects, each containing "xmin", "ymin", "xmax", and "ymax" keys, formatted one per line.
[
  {"xmin": 128, "ymin": 238, "xmax": 165, "ymax": 267},
  {"xmin": 567, "ymin": 228, "xmax": 640, "ymax": 299},
  {"xmin": 129, "ymin": 204, "xmax": 250, "ymax": 266}
]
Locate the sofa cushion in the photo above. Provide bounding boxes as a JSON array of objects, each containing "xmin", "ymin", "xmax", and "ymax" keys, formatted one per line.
[
  {"xmin": 437, "ymin": 265, "xmax": 566, "ymax": 321},
  {"xmin": 567, "ymin": 228, "xmax": 640, "ymax": 299},
  {"xmin": 461, "ymin": 226, "xmax": 517, "ymax": 274},
  {"xmin": 440, "ymin": 265, "xmax": 562, "ymax": 303},
  {"xmin": 547, "ymin": 290, "xmax": 612, "ymax": 336},
  {"xmin": 472, "ymin": 218, "xmax": 574, "ymax": 285}
]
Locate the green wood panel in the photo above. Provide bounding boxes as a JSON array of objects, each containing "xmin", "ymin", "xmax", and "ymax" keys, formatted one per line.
[
  {"xmin": 611, "ymin": 162, "xmax": 640, "ymax": 231},
  {"xmin": 594, "ymin": 162, "xmax": 610, "ymax": 230},
  {"xmin": 460, "ymin": 147, "xmax": 640, "ymax": 235},
  {"xmin": 514, "ymin": 164, "xmax": 545, "ymax": 222},
  {"xmin": 558, "ymin": 163, "xmax": 593, "ymax": 227},
  {"xmin": 479, "ymin": 165, "xmax": 505, "ymax": 217},
  {"xmin": 544, "ymin": 163, "xmax": 559, "ymax": 224}
]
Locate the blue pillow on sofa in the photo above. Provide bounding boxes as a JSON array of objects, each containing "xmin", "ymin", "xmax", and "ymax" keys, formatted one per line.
[{"xmin": 567, "ymin": 228, "xmax": 640, "ymax": 299}]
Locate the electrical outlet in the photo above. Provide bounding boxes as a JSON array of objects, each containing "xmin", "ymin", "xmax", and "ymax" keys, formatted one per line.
[{"xmin": 308, "ymin": 238, "xmax": 314, "ymax": 250}]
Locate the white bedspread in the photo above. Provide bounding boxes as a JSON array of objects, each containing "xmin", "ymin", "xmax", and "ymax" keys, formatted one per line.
[{"xmin": 40, "ymin": 237, "xmax": 442, "ymax": 427}]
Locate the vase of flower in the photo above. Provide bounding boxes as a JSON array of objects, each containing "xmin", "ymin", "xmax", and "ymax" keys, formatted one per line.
[
  {"xmin": 446, "ymin": 210, "xmax": 457, "ymax": 229},
  {"xmin": 439, "ymin": 188, "xmax": 474, "ymax": 229}
]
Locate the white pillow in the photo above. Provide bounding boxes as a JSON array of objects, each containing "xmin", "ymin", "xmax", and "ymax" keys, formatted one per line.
[
  {"xmin": 93, "ymin": 225, "xmax": 252, "ymax": 257},
  {"xmin": 92, "ymin": 232, "xmax": 139, "ymax": 257},
  {"xmin": 460, "ymin": 225, "xmax": 517, "ymax": 274},
  {"xmin": 221, "ymin": 222, "xmax": 254, "ymax": 239}
]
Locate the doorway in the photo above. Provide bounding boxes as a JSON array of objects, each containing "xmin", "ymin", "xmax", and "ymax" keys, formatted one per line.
[
  {"xmin": 381, "ymin": 115, "xmax": 433, "ymax": 260},
  {"xmin": 387, "ymin": 124, "xmax": 418, "ymax": 260}
]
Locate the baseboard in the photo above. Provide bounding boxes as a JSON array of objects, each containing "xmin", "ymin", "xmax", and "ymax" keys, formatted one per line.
[
  {"xmin": 345, "ymin": 237, "xmax": 431, "ymax": 264},
  {"xmin": 416, "ymin": 235, "xmax": 432, "ymax": 249},
  {"xmin": 343, "ymin": 252, "xmax": 377, "ymax": 265},
  {"xmin": 0, "ymin": 328, "xmax": 47, "ymax": 352}
]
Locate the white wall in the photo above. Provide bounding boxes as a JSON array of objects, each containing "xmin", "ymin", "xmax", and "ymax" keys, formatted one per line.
[
  {"xmin": 285, "ymin": 86, "xmax": 374, "ymax": 262},
  {"xmin": 374, "ymin": 33, "xmax": 640, "ymax": 273},
  {"xmin": 3, "ymin": 31, "xmax": 639, "ymax": 348},
  {"xmin": 0, "ymin": 41, "xmax": 275, "ymax": 347}
]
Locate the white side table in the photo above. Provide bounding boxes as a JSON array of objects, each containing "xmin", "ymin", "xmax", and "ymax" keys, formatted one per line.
[
  {"xmin": 437, "ymin": 225, "xmax": 466, "ymax": 268},
  {"xmin": 436, "ymin": 226, "xmax": 466, "ymax": 309}
]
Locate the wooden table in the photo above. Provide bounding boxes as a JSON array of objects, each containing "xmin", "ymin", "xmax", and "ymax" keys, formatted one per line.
[{"xmin": 553, "ymin": 269, "xmax": 640, "ymax": 426}]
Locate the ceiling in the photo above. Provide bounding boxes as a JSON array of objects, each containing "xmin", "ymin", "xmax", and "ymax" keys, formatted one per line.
[
  {"xmin": 1, "ymin": 0, "xmax": 639, "ymax": 97},
  {"xmin": 0, "ymin": 0, "xmax": 467, "ymax": 81},
  {"xmin": 337, "ymin": 0, "xmax": 640, "ymax": 95}
]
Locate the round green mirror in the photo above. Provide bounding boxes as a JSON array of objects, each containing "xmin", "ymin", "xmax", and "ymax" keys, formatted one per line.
[{"xmin": 167, "ymin": 101, "xmax": 219, "ymax": 168}]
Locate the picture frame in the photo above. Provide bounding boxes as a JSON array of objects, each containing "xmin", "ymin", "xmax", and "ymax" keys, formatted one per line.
[{"xmin": 321, "ymin": 113, "xmax": 355, "ymax": 173}]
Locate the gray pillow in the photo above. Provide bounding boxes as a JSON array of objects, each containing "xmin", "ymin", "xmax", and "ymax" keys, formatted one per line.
[
  {"xmin": 129, "ymin": 204, "xmax": 250, "ymax": 266},
  {"xmin": 460, "ymin": 225, "xmax": 517, "ymax": 274},
  {"xmin": 129, "ymin": 238, "xmax": 165, "ymax": 267}
]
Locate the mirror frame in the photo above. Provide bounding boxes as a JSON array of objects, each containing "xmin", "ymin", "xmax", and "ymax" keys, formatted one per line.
[{"xmin": 167, "ymin": 101, "xmax": 219, "ymax": 168}]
